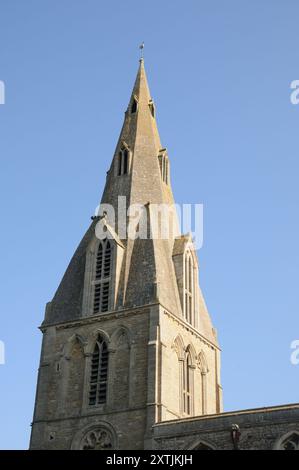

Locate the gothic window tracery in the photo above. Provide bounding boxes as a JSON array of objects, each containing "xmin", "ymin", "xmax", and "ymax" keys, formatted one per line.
[{"xmin": 80, "ymin": 428, "xmax": 113, "ymax": 450}]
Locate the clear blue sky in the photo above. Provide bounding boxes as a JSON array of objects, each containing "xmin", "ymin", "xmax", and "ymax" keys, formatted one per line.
[{"xmin": 0, "ymin": 0, "xmax": 298, "ymax": 449}]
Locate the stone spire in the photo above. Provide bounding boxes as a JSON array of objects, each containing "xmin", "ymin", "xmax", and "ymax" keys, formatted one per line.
[
  {"xmin": 101, "ymin": 58, "xmax": 174, "ymax": 216},
  {"xmin": 100, "ymin": 58, "xmax": 181, "ymax": 314},
  {"xmin": 44, "ymin": 59, "xmax": 217, "ymax": 346}
]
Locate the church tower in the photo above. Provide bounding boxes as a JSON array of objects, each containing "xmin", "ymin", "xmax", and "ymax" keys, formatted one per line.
[{"xmin": 30, "ymin": 59, "xmax": 223, "ymax": 450}]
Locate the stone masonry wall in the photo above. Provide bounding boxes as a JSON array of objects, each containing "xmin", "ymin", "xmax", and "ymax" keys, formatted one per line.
[
  {"xmin": 153, "ymin": 404, "xmax": 299, "ymax": 450},
  {"xmin": 30, "ymin": 305, "xmax": 153, "ymax": 450}
]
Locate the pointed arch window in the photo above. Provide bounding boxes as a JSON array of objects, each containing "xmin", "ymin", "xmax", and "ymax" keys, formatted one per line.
[
  {"xmin": 118, "ymin": 147, "xmax": 129, "ymax": 176},
  {"xmin": 184, "ymin": 251, "xmax": 194, "ymax": 325},
  {"xmin": 198, "ymin": 351, "xmax": 208, "ymax": 415},
  {"xmin": 183, "ymin": 351, "xmax": 193, "ymax": 415},
  {"xmin": 131, "ymin": 98, "xmax": 138, "ymax": 114},
  {"xmin": 278, "ymin": 432, "xmax": 299, "ymax": 450},
  {"xmin": 89, "ymin": 336, "xmax": 109, "ymax": 406},
  {"xmin": 191, "ymin": 442, "xmax": 215, "ymax": 450},
  {"xmin": 173, "ymin": 336, "xmax": 195, "ymax": 417},
  {"xmin": 93, "ymin": 239, "xmax": 112, "ymax": 314},
  {"xmin": 158, "ymin": 151, "xmax": 169, "ymax": 185}
]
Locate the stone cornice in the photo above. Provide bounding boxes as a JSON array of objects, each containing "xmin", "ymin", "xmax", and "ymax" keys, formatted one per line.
[{"xmin": 40, "ymin": 302, "xmax": 158, "ymax": 332}]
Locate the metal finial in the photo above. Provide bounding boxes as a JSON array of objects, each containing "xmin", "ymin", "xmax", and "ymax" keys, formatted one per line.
[{"xmin": 139, "ymin": 42, "xmax": 144, "ymax": 61}]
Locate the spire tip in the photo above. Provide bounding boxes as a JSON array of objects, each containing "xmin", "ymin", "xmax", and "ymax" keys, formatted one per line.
[{"xmin": 139, "ymin": 42, "xmax": 144, "ymax": 61}]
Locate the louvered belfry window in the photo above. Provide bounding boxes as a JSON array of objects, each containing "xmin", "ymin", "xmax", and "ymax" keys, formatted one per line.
[
  {"xmin": 93, "ymin": 239, "xmax": 112, "ymax": 314},
  {"xmin": 89, "ymin": 336, "xmax": 109, "ymax": 406}
]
